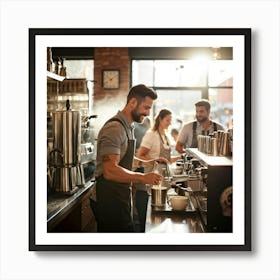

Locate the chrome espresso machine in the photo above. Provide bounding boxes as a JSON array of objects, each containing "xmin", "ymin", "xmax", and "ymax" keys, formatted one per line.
[
  {"xmin": 47, "ymin": 100, "xmax": 85, "ymax": 195},
  {"xmin": 180, "ymin": 130, "xmax": 233, "ymax": 232}
]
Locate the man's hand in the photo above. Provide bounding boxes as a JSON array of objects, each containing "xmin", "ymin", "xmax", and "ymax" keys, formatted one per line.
[
  {"xmin": 155, "ymin": 157, "xmax": 169, "ymax": 164},
  {"xmin": 142, "ymin": 173, "xmax": 163, "ymax": 185},
  {"xmin": 175, "ymin": 141, "xmax": 185, "ymax": 154}
]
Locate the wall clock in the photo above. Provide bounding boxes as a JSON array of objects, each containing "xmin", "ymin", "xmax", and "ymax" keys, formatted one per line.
[{"xmin": 102, "ymin": 69, "xmax": 120, "ymax": 89}]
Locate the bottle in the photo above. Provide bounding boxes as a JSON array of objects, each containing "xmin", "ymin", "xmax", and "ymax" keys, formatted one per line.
[
  {"xmin": 59, "ymin": 58, "xmax": 67, "ymax": 76},
  {"xmin": 47, "ymin": 47, "xmax": 53, "ymax": 71}
]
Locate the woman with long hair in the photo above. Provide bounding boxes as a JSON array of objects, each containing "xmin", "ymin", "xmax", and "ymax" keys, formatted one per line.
[
  {"xmin": 137, "ymin": 109, "xmax": 180, "ymax": 164},
  {"xmin": 133, "ymin": 109, "xmax": 181, "ymax": 232}
]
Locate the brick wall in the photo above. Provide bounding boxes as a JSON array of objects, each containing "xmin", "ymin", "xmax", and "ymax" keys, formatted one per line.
[{"xmin": 93, "ymin": 47, "xmax": 130, "ymax": 132}]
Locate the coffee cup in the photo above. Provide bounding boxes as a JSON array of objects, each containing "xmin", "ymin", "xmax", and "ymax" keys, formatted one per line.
[{"xmin": 168, "ymin": 195, "xmax": 188, "ymax": 211}]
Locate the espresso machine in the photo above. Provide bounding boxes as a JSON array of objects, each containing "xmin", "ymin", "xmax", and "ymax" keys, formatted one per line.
[
  {"xmin": 48, "ymin": 100, "xmax": 85, "ymax": 195},
  {"xmin": 184, "ymin": 148, "xmax": 233, "ymax": 232}
]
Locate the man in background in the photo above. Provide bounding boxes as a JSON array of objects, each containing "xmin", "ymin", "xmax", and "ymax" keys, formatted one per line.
[{"xmin": 176, "ymin": 99, "xmax": 225, "ymax": 153}]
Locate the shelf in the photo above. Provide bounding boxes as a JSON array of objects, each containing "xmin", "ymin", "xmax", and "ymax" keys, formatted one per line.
[{"xmin": 47, "ymin": 71, "xmax": 66, "ymax": 82}]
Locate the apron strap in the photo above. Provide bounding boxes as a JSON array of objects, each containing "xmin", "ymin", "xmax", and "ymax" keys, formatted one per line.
[
  {"xmin": 191, "ymin": 121, "xmax": 198, "ymax": 148},
  {"xmin": 157, "ymin": 131, "xmax": 171, "ymax": 161},
  {"xmin": 213, "ymin": 122, "xmax": 217, "ymax": 131},
  {"xmin": 104, "ymin": 117, "xmax": 135, "ymax": 170},
  {"xmin": 105, "ymin": 117, "xmax": 130, "ymax": 139}
]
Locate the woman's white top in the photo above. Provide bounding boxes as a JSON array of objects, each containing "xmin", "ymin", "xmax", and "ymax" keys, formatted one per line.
[{"xmin": 140, "ymin": 129, "xmax": 173, "ymax": 159}]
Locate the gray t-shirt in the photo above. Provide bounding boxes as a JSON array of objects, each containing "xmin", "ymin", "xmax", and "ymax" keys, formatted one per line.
[
  {"xmin": 94, "ymin": 111, "xmax": 134, "ymax": 178},
  {"xmin": 177, "ymin": 120, "xmax": 225, "ymax": 148}
]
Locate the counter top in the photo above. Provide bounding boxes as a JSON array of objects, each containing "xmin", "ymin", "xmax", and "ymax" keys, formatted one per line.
[
  {"xmin": 47, "ymin": 181, "xmax": 204, "ymax": 233},
  {"xmin": 188, "ymin": 148, "xmax": 232, "ymax": 166},
  {"xmin": 145, "ymin": 194, "xmax": 205, "ymax": 233},
  {"xmin": 47, "ymin": 180, "xmax": 95, "ymax": 230}
]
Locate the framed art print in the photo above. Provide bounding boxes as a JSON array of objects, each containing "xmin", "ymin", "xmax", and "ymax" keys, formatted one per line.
[{"xmin": 29, "ymin": 28, "xmax": 251, "ymax": 251}]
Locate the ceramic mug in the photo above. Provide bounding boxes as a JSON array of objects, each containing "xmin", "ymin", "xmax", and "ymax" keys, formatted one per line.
[{"xmin": 168, "ymin": 195, "xmax": 188, "ymax": 211}]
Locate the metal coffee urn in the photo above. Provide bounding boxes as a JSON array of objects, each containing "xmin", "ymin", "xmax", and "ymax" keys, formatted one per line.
[{"xmin": 48, "ymin": 100, "xmax": 85, "ymax": 195}]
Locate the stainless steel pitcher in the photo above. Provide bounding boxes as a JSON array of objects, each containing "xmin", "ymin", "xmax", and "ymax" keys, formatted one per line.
[
  {"xmin": 220, "ymin": 132, "xmax": 230, "ymax": 156},
  {"xmin": 151, "ymin": 186, "xmax": 167, "ymax": 207}
]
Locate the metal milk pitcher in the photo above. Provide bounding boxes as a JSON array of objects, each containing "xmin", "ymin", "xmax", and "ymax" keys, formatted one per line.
[{"xmin": 220, "ymin": 132, "xmax": 230, "ymax": 156}]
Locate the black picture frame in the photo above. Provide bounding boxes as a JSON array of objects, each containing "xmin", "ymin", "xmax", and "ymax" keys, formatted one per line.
[{"xmin": 29, "ymin": 28, "xmax": 251, "ymax": 251}]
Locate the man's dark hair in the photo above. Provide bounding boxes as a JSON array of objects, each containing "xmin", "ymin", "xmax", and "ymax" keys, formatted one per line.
[
  {"xmin": 195, "ymin": 99, "xmax": 211, "ymax": 111},
  {"xmin": 127, "ymin": 84, "xmax": 157, "ymax": 104}
]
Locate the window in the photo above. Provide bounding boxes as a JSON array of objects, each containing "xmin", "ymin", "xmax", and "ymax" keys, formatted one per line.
[
  {"xmin": 63, "ymin": 59, "xmax": 94, "ymax": 115},
  {"xmin": 132, "ymin": 59, "xmax": 233, "ymax": 129},
  {"xmin": 209, "ymin": 88, "xmax": 233, "ymax": 128},
  {"xmin": 154, "ymin": 60, "xmax": 207, "ymax": 87},
  {"xmin": 208, "ymin": 60, "xmax": 233, "ymax": 87},
  {"xmin": 63, "ymin": 59, "xmax": 94, "ymax": 80},
  {"xmin": 132, "ymin": 60, "xmax": 154, "ymax": 86},
  {"xmin": 155, "ymin": 89, "xmax": 202, "ymax": 131},
  {"xmin": 132, "ymin": 60, "xmax": 207, "ymax": 87}
]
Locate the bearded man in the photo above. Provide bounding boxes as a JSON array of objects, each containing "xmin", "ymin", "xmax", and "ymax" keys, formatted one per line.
[
  {"xmin": 94, "ymin": 84, "xmax": 163, "ymax": 232},
  {"xmin": 175, "ymin": 99, "xmax": 225, "ymax": 153}
]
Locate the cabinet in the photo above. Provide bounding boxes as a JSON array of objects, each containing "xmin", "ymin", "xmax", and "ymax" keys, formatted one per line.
[{"xmin": 48, "ymin": 186, "xmax": 97, "ymax": 232}]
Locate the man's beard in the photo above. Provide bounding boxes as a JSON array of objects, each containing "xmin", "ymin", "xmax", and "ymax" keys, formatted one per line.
[
  {"xmin": 196, "ymin": 116, "xmax": 208, "ymax": 123},
  {"xmin": 131, "ymin": 109, "xmax": 146, "ymax": 123}
]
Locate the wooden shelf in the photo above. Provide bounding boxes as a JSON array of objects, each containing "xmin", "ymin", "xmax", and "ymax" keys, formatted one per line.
[{"xmin": 47, "ymin": 70, "xmax": 66, "ymax": 82}]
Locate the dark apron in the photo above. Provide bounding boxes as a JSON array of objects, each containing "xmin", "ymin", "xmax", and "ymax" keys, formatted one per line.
[
  {"xmin": 142, "ymin": 131, "xmax": 171, "ymax": 176},
  {"xmin": 158, "ymin": 131, "xmax": 171, "ymax": 187},
  {"xmin": 96, "ymin": 117, "xmax": 136, "ymax": 232},
  {"xmin": 158, "ymin": 131, "xmax": 171, "ymax": 162}
]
